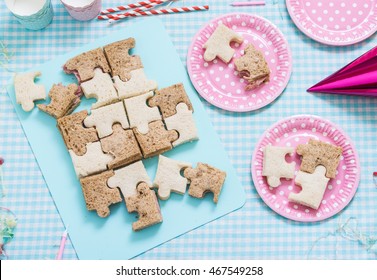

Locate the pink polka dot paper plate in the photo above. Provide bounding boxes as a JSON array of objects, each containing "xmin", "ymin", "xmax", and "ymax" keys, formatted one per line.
[
  {"xmin": 251, "ymin": 115, "xmax": 360, "ymax": 222},
  {"xmin": 187, "ymin": 13, "xmax": 292, "ymax": 112},
  {"xmin": 286, "ymin": 0, "xmax": 377, "ymax": 46}
]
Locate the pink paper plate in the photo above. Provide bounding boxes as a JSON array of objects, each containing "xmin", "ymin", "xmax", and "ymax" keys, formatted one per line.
[
  {"xmin": 286, "ymin": 0, "xmax": 377, "ymax": 46},
  {"xmin": 251, "ymin": 115, "xmax": 360, "ymax": 222},
  {"xmin": 187, "ymin": 13, "xmax": 292, "ymax": 112}
]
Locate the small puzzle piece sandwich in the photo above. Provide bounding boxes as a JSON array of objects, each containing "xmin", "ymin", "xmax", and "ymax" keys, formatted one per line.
[
  {"xmin": 100, "ymin": 124, "xmax": 142, "ymax": 169},
  {"xmin": 148, "ymin": 83, "xmax": 193, "ymax": 118},
  {"xmin": 14, "ymin": 71, "xmax": 46, "ymax": 112},
  {"xmin": 69, "ymin": 142, "xmax": 113, "ymax": 178},
  {"xmin": 80, "ymin": 170, "xmax": 122, "ymax": 218},
  {"xmin": 84, "ymin": 101, "xmax": 129, "ymax": 138},
  {"xmin": 133, "ymin": 120, "xmax": 178, "ymax": 158},
  {"xmin": 57, "ymin": 110, "xmax": 99, "ymax": 156},
  {"xmin": 234, "ymin": 44, "xmax": 270, "ymax": 90},
  {"xmin": 103, "ymin": 38, "xmax": 143, "ymax": 82},
  {"xmin": 203, "ymin": 23, "xmax": 244, "ymax": 63},
  {"xmin": 107, "ymin": 160, "xmax": 151, "ymax": 198},
  {"xmin": 262, "ymin": 146, "xmax": 295, "ymax": 188},
  {"xmin": 153, "ymin": 155, "xmax": 191, "ymax": 200},
  {"xmin": 38, "ymin": 83, "xmax": 81, "ymax": 119},
  {"xmin": 296, "ymin": 139, "xmax": 343, "ymax": 179},
  {"xmin": 288, "ymin": 166, "xmax": 330, "ymax": 210},
  {"xmin": 80, "ymin": 68, "xmax": 119, "ymax": 109},
  {"xmin": 165, "ymin": 103, "xmax": 199, "ymax": 147},
  {"xmin": 125, "ymin": 182, "xmax": 163, "ymax": 231},
  {"xmin": 63, "ymin": 48, "xmax": 110, "ymax": 82},
  {"xmin": 184, "ymin": 163, "xmax": 226, "ymax": 203},
  {"xmin": 124, "ymin": 91, "xmax": 161, "ymax": 134},
  {"xmin": 114, "ymin": 68, "xmax": 157, "ymax": 100}
]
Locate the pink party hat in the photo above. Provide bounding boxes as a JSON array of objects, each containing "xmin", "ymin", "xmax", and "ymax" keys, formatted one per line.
[{"xmin": 308, "ymin": 46, "xmax": 377, "ymax": 97}]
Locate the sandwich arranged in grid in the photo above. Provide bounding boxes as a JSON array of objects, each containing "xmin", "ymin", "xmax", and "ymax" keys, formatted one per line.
[{"xmin": 18, "ymin": 38, "xmax": 227, "ymax": 231}]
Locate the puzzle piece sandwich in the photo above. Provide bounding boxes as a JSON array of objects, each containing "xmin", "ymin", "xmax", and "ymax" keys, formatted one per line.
[
  {"xmin": 15, "ymin": 37, "xmax": 228, "ymax": 231},
  {"xmin": 262, "ymin": 138, "xmax": 343, "ymax": 210}
]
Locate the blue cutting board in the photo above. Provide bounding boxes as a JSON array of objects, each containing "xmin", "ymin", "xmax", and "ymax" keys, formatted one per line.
[{"xmin": 7, "ymin": 18, "xmax": 246, "ymax": 260}]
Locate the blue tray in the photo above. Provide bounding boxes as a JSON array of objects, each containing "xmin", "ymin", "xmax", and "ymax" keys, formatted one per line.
[{"xmin": 7, "ymin": 18, "xmax": 246, "ymax": 260}]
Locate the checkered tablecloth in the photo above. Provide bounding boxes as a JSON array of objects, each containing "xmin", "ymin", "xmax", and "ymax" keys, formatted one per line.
[{"xmin": 1, "ymin": 0, "xmax": 376, "ymax": 260}]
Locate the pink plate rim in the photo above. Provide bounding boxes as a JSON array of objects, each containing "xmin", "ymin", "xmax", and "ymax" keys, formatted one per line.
[
  {"xmin": 186, "ymin": 13, "xmax": 293, "ymax": 112},
  {"xmin": 286, "ymin": 0, "xmax": 377, "ymax": 46},
  {"xmin": 251, "ymin": 115, "xmax": 360, "ymax": 222}
]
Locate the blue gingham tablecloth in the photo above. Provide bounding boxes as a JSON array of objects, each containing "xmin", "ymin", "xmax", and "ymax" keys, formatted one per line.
[{"xmin": 1, "ymin": 0, "xmax": 376, "ymax": 260}]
